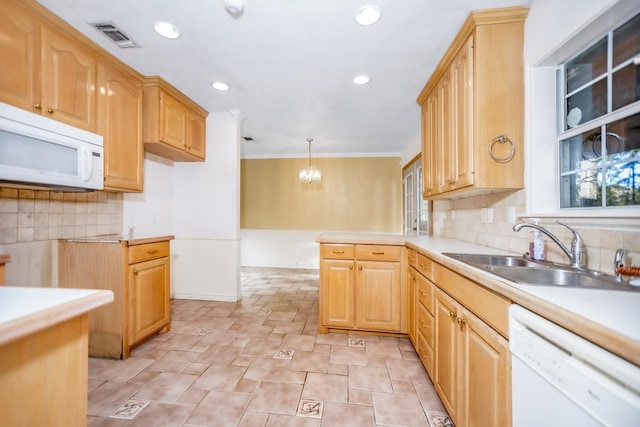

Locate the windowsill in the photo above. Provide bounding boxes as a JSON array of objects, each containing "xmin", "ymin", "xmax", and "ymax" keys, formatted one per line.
[{"xmin": 519, "ymin": 210, "xmax": 640, "ymax": 229}]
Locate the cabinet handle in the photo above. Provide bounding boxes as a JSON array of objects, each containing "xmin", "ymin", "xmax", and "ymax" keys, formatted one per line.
[
  {"xmin": 419, "ymin": 263, "xmax": 428, "ymax": 269},
  {"xmin": 358, "ymin": 266, "xmax": 363, "ymax": 270},
  {"xmin": 457, "ymin": 317, "xmax": 467, "ymax": 326},
  {"xmin": 46, "ymin": 107, "xmax": 54, "ymax": 114},
  {"xmin": 133, "ymin": 269, "xmax": 139, "ymax": 275},
  {"xmin": 419, "ymin": 320, "xmax": 427, "ymax": 327},
  {"xmin": 419, "ymin": 291, "xmax": 428, "ymax": 296},
  {"xmin": 147, "ymin": 249, "xmax": 159, "ymax": 254},
  {"xmin": 372, "ymin": 251, "xmax": 385, "ymax": 255},
  {"xmin": 349, "ymin": 265, "xmax": 353, "ymax": 270},
  {"xmin": 332, "ymin": 250, "xmax": 345, "ymax": 254},
  {"xmin": 449, "ymin": 311, "xmax": 456, "ymax": 319},
  {"xmin": 33, "ymin": 103, "xmax": 42, "ymax": 110}
]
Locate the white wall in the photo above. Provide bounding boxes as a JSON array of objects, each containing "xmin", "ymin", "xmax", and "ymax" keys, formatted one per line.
[
  {"xmin": 123, "ymin": 112, "xmax": 242, "ymax": 301},
  {"xmin": 241, "ymin": 229, "xmax": 321, "ymax": 269},
  {"xmin": 172, "ymin": 111, "xmax": 242, "ymax": 301}
]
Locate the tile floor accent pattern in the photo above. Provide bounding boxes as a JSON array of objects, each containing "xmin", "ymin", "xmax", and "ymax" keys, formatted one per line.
[{"xmin": 87, "ymin": 267, "xmax": 452, "ymax": 426}]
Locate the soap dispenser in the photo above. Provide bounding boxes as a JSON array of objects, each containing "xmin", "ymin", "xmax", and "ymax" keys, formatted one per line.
[{"xmin": 531, "ymin": 230, "xmax": 546, "ymax": 260}]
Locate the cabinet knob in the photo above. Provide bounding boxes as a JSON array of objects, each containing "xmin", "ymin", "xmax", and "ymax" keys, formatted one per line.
[
  {"xmin": 457, "ymin": 317, "xmax": 467, "ymax": 326},
  {"xmin": 133, "ymin": 269, "xmax": 139, "ymax": 275},
  {"xmin": 449, "ymin": 311, "xmax": 456, "ymax": 319},
  {"xmin": 419, "ymin": 290, "xmax": 428, "ymax": 296},
  {"xmin": 46, "ymin": 107, "xmax": 54, "ymax": 114},
  {"xmin": 33, "ymin": 103, "xmax": 42, "ymax": 110},
  {"xmin": 349, "ymin": 265, "xmax": 353, "ymax": 270},
  {"xmin": 358, "ymin": 266, "xmax": 363, "ymax": 270}
]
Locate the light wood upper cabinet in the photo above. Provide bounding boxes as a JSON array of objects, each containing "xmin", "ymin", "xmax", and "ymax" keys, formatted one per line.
[
  {"xmin": 0, "ymin": 1, "xmax": 96, "ymax": 131},
  {"xmin": 143, "ymin": 76, "xmax": 208, "ymax": 162},
  {"xmin": 417, "ymin": 7, "xmax": 528, "ymax": 199},
  {"xmin": 0, "ymin": 0, "xmax": 41, "ymax": 112},
  {"xmin": 97, "ymin": 62, "xmax": 144, "ymax": 192},
  {"xmin": 40, "ymin": 27, "xmax": 96, "ymax": 131}
]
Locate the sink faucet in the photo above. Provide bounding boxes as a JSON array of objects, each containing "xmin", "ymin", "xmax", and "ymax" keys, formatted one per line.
[{"xmin": 512, "ymin": 221, "xmax": 586, "ymax": 269}]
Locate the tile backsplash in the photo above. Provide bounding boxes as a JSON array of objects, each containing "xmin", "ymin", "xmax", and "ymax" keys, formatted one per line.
[
  {"xmin": 0, "ymin": 187, "xmax": 123, "ymax": 245},
  {"xmin": 434, "ymin": 189, "xmax": 640, "ymax": 275}
]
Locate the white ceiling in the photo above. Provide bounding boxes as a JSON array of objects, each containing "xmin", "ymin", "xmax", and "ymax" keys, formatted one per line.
[{"xmin": 36, "ymin": 0, "xmax": 531, "ymax": 158}]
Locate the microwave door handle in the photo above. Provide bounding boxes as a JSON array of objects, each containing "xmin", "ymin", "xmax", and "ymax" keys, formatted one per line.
[{"xmin": 79, "ymin": 147, "xmax": 93, "ymax": 181}]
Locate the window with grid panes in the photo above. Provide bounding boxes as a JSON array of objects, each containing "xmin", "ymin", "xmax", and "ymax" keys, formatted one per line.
[{"xmin": 558, "ymin": 12, "xmax": 640, "ymax": 208}]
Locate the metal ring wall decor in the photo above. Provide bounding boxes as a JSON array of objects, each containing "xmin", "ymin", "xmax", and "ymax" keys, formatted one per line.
[{"xmin": 489, "ymin": 135, "xmax": 515, "ymax": 163}]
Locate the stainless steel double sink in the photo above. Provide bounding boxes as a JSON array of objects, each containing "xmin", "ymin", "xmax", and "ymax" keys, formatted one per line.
[{"xmin": 443, "ymin": 253, "xmax": 639, "ymax": 292}]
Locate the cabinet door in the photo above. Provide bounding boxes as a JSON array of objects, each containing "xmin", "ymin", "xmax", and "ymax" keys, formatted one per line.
[
  {"xmin": 186, "ymin": 109, "xmax": 206, "ymax": 159},
  {"xmin": 355, "ymin": 260, "xmax": 401, "ymax": 332},
  {"xmin": 461, "ymin": 307, "xmax": 511, "ymax": 427},
  {"xmin": 452, "ymin": 36, "xmax": 474, "ymax": 189},
  {"xmin": 41, "ymin": 27, "xmax": 96, "ymax": 131},
  {"xmin": 408, "ymin": 269, "xmax": 417, "ymax": 344},
  {"xmin": 434, "ymin": 288, "xmax": 461, "ymax": 422},
  {"xmin": 128, "ymin": 257, "xmax": 170, "ymax": 346},
  {"xmin": 321, "ymin": 259, "xmax": 355, "ymax": 328},
  {"xmin": 97, "ymin": 63, "xmax": 143, "ymax": 191},
  {"xmin": 421, "ymin": 93, "xmax": 437, "ymax": 197},
  {"xmin": 436, "ymin": 71, "xmax": 453, "ymax": 194},
  {"xmin": 0, "ymin": 1, "xmax": 40, "ymax": 112},
  {"xmin": 159, "ymin": 90, "xmax": 187, "ymax": 149}
]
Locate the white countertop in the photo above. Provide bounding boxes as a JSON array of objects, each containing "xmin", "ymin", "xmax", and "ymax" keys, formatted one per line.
[
  {"xmin": 318, "ymin": 233, "xmax": 640, "ymax": 365},
  {"xmin": 0, "ymin": 287, "xmax": 113, "ymax": 346}
]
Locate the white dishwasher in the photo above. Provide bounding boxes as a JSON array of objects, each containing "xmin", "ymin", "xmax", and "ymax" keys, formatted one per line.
[{"xmin": 509, "ymin": 305, "xmax": 640, "ymax": 426}]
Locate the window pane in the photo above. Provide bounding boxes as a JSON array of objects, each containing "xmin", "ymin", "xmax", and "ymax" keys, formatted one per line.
[
  {"xmin": 560, "ymin": 171, "xmax": 602, "ymax": 208},
  {"xmin": 605, "ymin": 161, "xmax": 640, "ymax": 206},
  {"xmin": 565, "ymin": 37, "xmax": 607, "ymax": 93},
  {"xmin": 604, "ymin": 112, "xmax": 640, "ymax": 162},
  {"xmin": 612, "ymin": 63, "xmax": 640, "ymax": 110},
  {"xmin": 560, "ymin": 128, "xmax": 602, "ymax": 173},
  {"xmin": 565, "ymin": 78, "xmax": 607, "ymax": 129},
  {"xmin": 613, "ymin": 12, "xmax": 640, "ymax": 67}
]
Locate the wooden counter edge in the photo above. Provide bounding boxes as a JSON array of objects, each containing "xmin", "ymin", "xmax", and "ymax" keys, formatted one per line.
[
  {"xmin": 125, "ymin": 235, "xmax": 175, "ymax": 246},
  {"xmin": 0, "ymin": 289, "xmax": 114, "ymax": 347}
]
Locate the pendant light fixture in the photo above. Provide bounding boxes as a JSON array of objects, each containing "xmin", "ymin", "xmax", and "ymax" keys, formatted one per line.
[{"xmin": 299, "ymin": 138, "xmax": 321, "ymax": 184}]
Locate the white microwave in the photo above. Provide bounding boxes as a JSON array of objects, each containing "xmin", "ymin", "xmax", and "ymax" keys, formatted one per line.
[{"xmin": 0, "ymin": 102, "xmax": 104, "ymax": 192}]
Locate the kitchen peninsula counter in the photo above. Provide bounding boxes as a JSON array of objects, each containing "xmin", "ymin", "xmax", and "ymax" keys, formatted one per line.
[
  {"xmin": 0, "ymin": 286, "xmax": 113, "ymax": 425},
  {"xmin": 317, "ymin": 232, "xmax": 640, "ymax": 367}
]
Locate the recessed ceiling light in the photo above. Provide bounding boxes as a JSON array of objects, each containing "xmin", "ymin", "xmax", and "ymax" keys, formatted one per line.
[
  {"xmin": 211, "ymin": 81, "xmax": 230, "ymax": 91},
  {"xmin": 355, "ymin": 5, "xmax": 381, "ymax": 26},
  {"xmin": 153, "ymin": 21, "xmax": 180, "ymax": 39},
  {"xmin": 353, "ymin": 75, "xmax": 370, "ymax": 85}
]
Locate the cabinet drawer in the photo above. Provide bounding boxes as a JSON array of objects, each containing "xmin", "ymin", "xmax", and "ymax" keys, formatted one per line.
[
  {"xmin": 417, "ymin": 302, "xmax": 434, "ymax": 348},
  {"xmin": 321, "ymin": 244, "xmax": 355, "ymax": 260},
  {"xmin": 416, "ymin": 253, "xmax": 433, "ymax": 280},
  {"xmin": 416, "ymin": 274, "xmax": 434, "ymax": 315},
  {"xmin": 416, "ymin": 329, "xmax": 434, "ymax": 380},
  {"xmin": 408, "ymin": 248, "xmax": 417, "ymax": 268},
  {"xmin": 356, "ymin": 245, "xmax": 401, "ymax": 261},
  {"xmin": 128, "ymin": 241, "xmax": 170, "ymax": 264}
]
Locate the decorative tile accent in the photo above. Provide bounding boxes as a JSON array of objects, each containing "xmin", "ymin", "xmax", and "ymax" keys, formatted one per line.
[
  {"xmin": 348, "ymin": 338, "xmax": 365, "ymax": 348},
  {"xmin": 192, "ymin": 327, "xmax": 211, "ymax": 336},
  {"xmin": 426, "ymin": 411, "xmax": 454, "ymax": 427},
  {"xmin": 296, "ymin": 399, "xmax": 323, "ymax": 418},
  {"xmin": 258, "ymin": 307, "xmax": 273, "ymax": 315},
  {"xmin": 109, "ymin": 399, "xmax": 150, "ymax": 420},
  {"xmin": 274, "ymin": 349, "xmax": 295, "ymax": 360}
]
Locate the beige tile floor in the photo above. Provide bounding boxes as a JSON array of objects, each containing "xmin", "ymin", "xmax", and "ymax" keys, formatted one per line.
[{"xmin": 87, "ymin": 267, "xmax": 449, "ymax": 426}]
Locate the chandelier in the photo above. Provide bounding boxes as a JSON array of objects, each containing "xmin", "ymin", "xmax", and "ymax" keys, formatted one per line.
[{"xmin": 299, "ymin": 138, "xmax": 321, "ymax": 183}]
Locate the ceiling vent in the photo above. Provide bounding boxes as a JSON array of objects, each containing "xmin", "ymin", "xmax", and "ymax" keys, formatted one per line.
[{"xmin": 90, "ymin": 22, "xmax": 137, "ymax": 48}]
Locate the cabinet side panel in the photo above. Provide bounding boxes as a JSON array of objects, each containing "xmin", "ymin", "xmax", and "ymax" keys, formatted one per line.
[{"xmin": 58, "ymin": 241, "xmax": 125, "ymax": 358}]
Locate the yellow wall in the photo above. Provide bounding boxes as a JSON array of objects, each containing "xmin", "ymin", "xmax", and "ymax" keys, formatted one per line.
[{"xmin": 241, "ymin": 157, "xmax": 402, "ymax": 232}]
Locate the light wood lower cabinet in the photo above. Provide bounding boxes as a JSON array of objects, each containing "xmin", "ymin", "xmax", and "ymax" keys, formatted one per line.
[
  {"xmin": 58, "ymin": 238, "xmax": 171, "ymax": 359},
  {"xmin": 319, "ymin": 243, "xmax": 407, "ymax": 334},
  {"xmin": 433, "ymin": 267, "xmax": 511, "ymax": 427}
]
